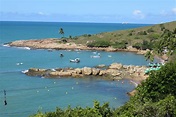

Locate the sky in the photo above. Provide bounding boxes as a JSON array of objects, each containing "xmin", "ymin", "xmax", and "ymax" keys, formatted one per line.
[{"xmin": 0, "ymin": 0, "xmax": 176, "ymax": 24}]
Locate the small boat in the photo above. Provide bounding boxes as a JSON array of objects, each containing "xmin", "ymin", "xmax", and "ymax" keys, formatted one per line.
[
  {"xmin": 91, "ymin": 53, "xmax": 101, "ymax": 58},
  {"xmin": 70, "ymin": 58, "xmax": 80, "ymax": 63},
  {"xmin": 92, "ymin": 51, "xmax": 97, "ymax": 54},
  {"xmin": 91, "ymin": 55, "xmax": 100, "ymax": 58}
]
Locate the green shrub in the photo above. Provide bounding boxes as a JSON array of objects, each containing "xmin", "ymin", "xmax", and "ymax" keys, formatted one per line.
[
  {"xmin": 160, "ymin": 24, "xmax": 165, "ymax": 31},
  {"xmin": 134, "ymin": 36, "xmax": 140, "ymax": 39},
  {"xmin": 113, "ymin": 43, "xmax": 126, "ymax": 49},
  {"xmin": 173, "ymin": 28, "xmax": 176, "ymax": 34},
  {"xmin": 132, "ymin": 43, "xmax": 142, "ymax": 49},
  {"xmin": 137, "ymin": 31, "xmax": 147, "ymax": 35},
  {"xmin": 87, "ymin": 40, "xmax": 111, "ymax": 48},
  {"xmin": 128, "ymin": 32, "xmax": 132, "ymax": 36},
  {"xmin": 137, "ymin": 61, "xmax": 176, "ymax": 102},
  {"xmin": 142, "ymin": 40, "xmax": 153, "ymax": 50},
  {"xmin": 82, "ymin": 34, "xmax": 92, "ymax": 37},
  {"xmin": 69, "ymin": 35, "xmax": 72, "ymax": 39},
  {"xmin": 148, "ymin": 33, "xmax": 160, "ymax": 40},
  {"xmin": 114, "ymin": 61, "xmax": 176, "ymax": 117},
  {"xmin": 132, "ymin": 41, "xmax": 153, "ymax": 50},
  {"xmin": 147, "ymin": 28, "xmax": 155, "ymax": 33},
  {"xmin": 30, "ymin": 101, "xmax": 113, "ymax": 117},
  {"xmin": 112, "ymin": 41, "xmax": 127, "ymax": 49}
]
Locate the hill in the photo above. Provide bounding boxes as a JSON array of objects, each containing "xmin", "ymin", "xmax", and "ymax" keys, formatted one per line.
[{"xmin": 71, "ymin": 21, "xmax": 176, "ymax": 47}]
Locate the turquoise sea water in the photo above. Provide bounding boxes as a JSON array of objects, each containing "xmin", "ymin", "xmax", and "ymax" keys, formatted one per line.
[{"xmin": 0, "ymin": 21, "xmax": 152, "ymax": 117}]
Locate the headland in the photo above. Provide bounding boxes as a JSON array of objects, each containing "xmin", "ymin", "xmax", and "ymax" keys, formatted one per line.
[{"xmin": 8, "ymin": 38, "xmax": 147, "ymax": 54}]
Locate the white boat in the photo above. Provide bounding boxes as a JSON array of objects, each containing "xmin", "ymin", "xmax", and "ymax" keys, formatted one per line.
[
  {"xmin": 70, "ymin": 58, "xmax": 80, "ymax": 63},
  {"xmin": 91, "ymin": 55, "xmax": 101, "ymax": 58},
  {"xmin": 91, "ymin": 53, "xmax": 101, "ymax": 58}
]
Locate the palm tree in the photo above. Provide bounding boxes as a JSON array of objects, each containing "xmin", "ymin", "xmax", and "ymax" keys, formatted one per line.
[
  {"xmin": 145, "ymin": 51, "xmax": 154, "ymax": 62},
  {"xmin": 59, "ymin": 28, "xmax": 64, "ymax": 38}
]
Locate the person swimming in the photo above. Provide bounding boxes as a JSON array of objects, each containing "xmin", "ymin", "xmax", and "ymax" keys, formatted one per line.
[{"xmin": 60, "ymin": 53, "xmax": 64, "ymax": 57}]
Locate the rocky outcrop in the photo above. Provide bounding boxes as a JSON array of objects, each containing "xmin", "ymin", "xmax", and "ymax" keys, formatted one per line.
[
  {"xmin": 25, "ymin": 63, "xmax": 148, "ymax": 81},
  {"xmin": 99, "ymin": 70, "xmax": 107, "ymax": 76},
  {"xmin": 82, "ymin": 67, "xmax": 92, "ymax": 75},
  {"xmin": 26, "ymin": 68, "xmax": 46, "ymax": 76},
  {"xmin": 92, "ymin": 68, "xmax": 100, "ymax": 75},
  {"xmin": 106, "ymin": 69, "xmax": 120, "ymax": 76},
  {"xmin": 127, "ymin": 90, "xmax": 137, "ymax": 96},
  {"xmin": 109, "ymin": 63, "xmax": 123, "ymax": 69},
  {"xmin": 75, "ymin": 68, "xmax": 82, "ymax": 74}
]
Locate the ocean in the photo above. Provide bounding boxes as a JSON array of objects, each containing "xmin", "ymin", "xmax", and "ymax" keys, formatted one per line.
[{"xmin": 0, "ymin": 21, "xmax": 151, "ymax": 117}]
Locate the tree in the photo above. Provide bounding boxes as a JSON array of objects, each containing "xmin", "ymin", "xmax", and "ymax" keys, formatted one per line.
[
  {"xmin": 59, "ymin": 28, "xmax": 64, "ymax": 38},
  {"xmin": 144, "ymin": 51, "xmax": 154, "ymax": 62},
  {"xmin": 114, "ymin": 60, "xmax": 176, "ymax": 117},
  {"xmin": 137, "ymin": 60, "xmax": 176, "ymax": 102}
]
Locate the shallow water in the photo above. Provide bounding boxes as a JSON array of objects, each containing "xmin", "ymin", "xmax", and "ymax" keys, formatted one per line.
[{"xmin": 0, "ymin": 46, "xmax": 148, "ymax": 117}]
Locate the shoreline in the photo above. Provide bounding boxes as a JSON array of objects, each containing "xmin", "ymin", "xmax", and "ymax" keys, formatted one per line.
[
  {"xmin": 7, "ymin": 38, "xmax": 150, "ymax": 96},
  {"xmin": 7, "ymin": 38, "xmax": 149, "ymax": 83},
  {"xmin": 7, "ymin": 38, "xmax": 148, "ymax": 54}
]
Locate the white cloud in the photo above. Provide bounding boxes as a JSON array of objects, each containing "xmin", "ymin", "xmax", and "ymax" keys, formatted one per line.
[
  {"xmin": 172, "ymin": 8, "xmax": 176, "ymax": 14},
  {"xmin": 133, "ymin": 10, "xmax": 145, "ymax": 19}
]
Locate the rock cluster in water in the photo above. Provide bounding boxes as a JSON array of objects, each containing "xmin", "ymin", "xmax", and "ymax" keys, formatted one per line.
[{"xmin": 25, "ymin": 63, "xmax": 147, "ymax": 81}]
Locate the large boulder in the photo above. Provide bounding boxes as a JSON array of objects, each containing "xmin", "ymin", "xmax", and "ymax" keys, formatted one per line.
[
  {"xmin": 59, "ymin": 72, "xmax": 72, "ymax": 77},
  {"xmin": 28, "ymin": 68, "xmax": 39, "ymax": 72},
  {"xmin": 27, "ymin": 68, "xmax": 46, "ymax": 76},
  {"xmin": 109, "ymin": 63, "xmax": 123, "ymax": 69},
  {"xmin": 106, "ymin": 69, "xmax": 121, "ymax": 76},
  {"xmin": 49, "ymin": 71, "xmax": 60, "ymax": 76},
  {"xmin": 123, "ymin": 65, "xmax": 129, "ymax": 69},
  {"xmin": 49, "ymin": 71, "xmax": 72, "ymax": 77},
  {"xmin": 72, "ymin": 73, "xmax": 83, "ymax": 77},
  {"xmin": 82, "ymin": 67, "xmax": 92, "ymax": 75},
  {"xmin": 99, "ymin": 70, "xmax": 106, "ymax": 76},
  {"xmin": 92, "ymin": 68, "xmax": 100, "ymax": 75},
  {"xmin": 75, "ymin": 68, "xmax": 82, "ymax": 74}
]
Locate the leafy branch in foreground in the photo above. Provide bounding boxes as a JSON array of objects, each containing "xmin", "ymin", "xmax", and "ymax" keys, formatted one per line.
[
  {"xmin": 114, "ymin": 60, "xmax": 176, "ymax": 117},
  {"xmin": 30, "ymin": 101, "xmax": 113, "ymax": 117}
]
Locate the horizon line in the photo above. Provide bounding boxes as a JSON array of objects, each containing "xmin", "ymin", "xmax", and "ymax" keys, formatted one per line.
[{"xmin": 0, "ymin": 20, "xmax": 156, "ymax": 25}]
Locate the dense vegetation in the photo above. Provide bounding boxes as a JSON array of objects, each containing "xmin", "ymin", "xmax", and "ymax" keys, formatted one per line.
[
  {"xmin": 30, "ymin": 60, "xmax": 176, "ymax": 117},
  {"xmin": 114, "ymin": 60, "xmax": 176, "ymax": 117}
]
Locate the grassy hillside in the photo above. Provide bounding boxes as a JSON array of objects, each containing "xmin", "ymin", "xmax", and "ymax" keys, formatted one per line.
[{"xmin": 69, "ymin": 21, "xmax": 176, "ymax": 48}]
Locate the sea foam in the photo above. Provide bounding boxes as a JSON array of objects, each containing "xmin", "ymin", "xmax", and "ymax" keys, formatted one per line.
[
  {"xmin": 17, "ymin": 47, "xmax": 31, "ymax": 50},
  {"xmin": 21, "ymin": 70, "xmax": 28, "ymax": 74},
  {"xmin": 3, "ymin": 44, "xmax": 10, "ymax": 47}
]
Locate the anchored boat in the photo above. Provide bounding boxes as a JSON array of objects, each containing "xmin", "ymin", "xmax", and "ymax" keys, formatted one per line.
[{"xmin": 70, "ymin": 58, "xmax": 80, "ymax": 63}]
